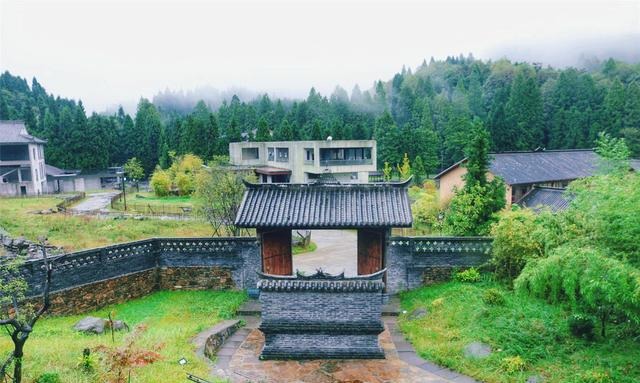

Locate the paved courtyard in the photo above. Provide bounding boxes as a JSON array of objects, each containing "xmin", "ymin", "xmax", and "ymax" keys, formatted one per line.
[
  {"xmin": 293, "ymin": 230, "xmax": 357, "ymax": 276},
  {"xmin": 209, "ymin": 316, "xmax": 478, "ymax": 383}
]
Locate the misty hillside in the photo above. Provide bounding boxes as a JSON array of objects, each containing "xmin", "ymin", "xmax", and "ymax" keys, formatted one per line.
[{"xmin": 1, "ymin": 56, "xmax": 639, "ymax": 176}]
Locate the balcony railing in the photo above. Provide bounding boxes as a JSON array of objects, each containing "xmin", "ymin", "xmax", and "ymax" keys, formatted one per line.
[{"xmin": 319, "ymin": 159, "xmax": 373, "ymax": 166}]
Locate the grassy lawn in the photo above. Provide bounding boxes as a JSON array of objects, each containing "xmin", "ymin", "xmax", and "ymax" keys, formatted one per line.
[
  {"xmin": 292, "ymin": 241, "xmax": 317, "ymax": 255},
  {"xmin": 400, "ymin": 281, "xmax": 639, "ymax": 383},
  {"xmin": 0, "ymin": 197, "xmax": 215, "ymax": 251},
  {"xmin": 111, "ymin": 192, "xmax": 195, "ymax": 215},
  {"xmin": 125, "ymin": 192, "xmax": 193, "ymax": 206},
  {"xmin": 0, "ymin": 290, "xmax": 245, "ymax": 383}
]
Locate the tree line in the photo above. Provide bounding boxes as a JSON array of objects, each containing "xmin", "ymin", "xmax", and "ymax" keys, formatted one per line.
[{"xmin": 1, "ymin": 56, "xmax": 639, "ymax": 177}]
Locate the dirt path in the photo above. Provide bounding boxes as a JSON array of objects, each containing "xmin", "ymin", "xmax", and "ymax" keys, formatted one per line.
[
  {"xmin": 293, "ymin": 230, "xmax": 357, "ymax": 276},
  {"xmin": 69, "ymin": 192, "xmax": 120, "ymax": 213}
]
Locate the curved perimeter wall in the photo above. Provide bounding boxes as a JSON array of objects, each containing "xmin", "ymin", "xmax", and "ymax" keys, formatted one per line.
[
  {"xmin": 22, "ymin": 237, "xmax": 260, "ymax": 315},
  {"xmin": 19, "ymin": 235, "xmax": 492, "ymax": 315}
]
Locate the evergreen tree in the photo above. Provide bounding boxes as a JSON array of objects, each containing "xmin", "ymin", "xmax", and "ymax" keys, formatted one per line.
[
  {"xmin": 255, "ymin": 116, "xmax": 271, "ymax": 141},
  {"xmin": 463, "ymin": 119, "xmax": 491, "ymax": 189},
  {"xmin": 505, "ymin": 68, "xmax": 544, "ymax": 150},
  {"xmin": 413, "ymin": 155, "xmax": 426, "ymax": 184},
  {"xmin": 374, "ymin": 111, "xmax": 402, "ymax": 167},
  {"xmin": 133, "ymin": 98, "xmax": 163, "ymax": 174},
  {"xmin": 602, "ymin": 79, "xmax": 625, "ymax": 136}
]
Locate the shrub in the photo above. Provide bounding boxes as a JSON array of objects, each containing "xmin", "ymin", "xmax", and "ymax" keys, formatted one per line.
[
  {"xmin": 453, "ymin": 267, "xmax": 481, "ymax": 283},
  {"xmin": 482, "ymin": 288, "xmax": 505, "ymax": 305},
  {"xmin": 500, "ymin": 355, "xmax": 526, "ymax": 373},
  {"xmin": 35, "ymin": 372, "xmax": 62, "ymax": 383},
  {"xmin": 515, "ymin": 245, "xmax": 640, "ymax": 337},
  {"xmin": 578, "ymin": 370, "xmax": 614, "ymax": 383},
  {"xmin": 174, "ymin": 172, "xmax": 194, "ymax": 195},
  {"xmin": 568, "ymin": 313, "xmax": 595, "ymax": 339},
  {"xmin": 490, "ymin": 209, "xmax": 545, "ymax": 282},
  {"xmin": 150, "ymin": 167, "xmax": 172, "ymax": 197},
  {"xmin": 442, "ymin": 182, "xmax": 505, "ymax": 236},
  {"xmin": 412, "ymin": 180, "xmax": 441, "ymax": 231}
]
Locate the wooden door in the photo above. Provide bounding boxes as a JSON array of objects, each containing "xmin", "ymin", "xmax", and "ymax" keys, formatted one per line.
[
  {"xmin": 357, "ymin": 229, "xmax": 384, "ymax": 275},
  {"xmin": 261, "ymin": 229, "xmax": 293, "ymax": 275}
]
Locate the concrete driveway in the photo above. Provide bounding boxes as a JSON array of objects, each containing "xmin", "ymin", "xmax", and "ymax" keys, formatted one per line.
[
  {"xmin": 70, "ymin": 192, "xmax": 120, "ymax": 213},
  {"xmin": 293, "ymin": 230, "xmax": 358, "ymax": 276}
]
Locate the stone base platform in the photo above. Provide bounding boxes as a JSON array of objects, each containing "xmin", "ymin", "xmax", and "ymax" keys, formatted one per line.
[{"xmin": 207, "ymin": 320, "xmax": 477, "ymax": 383}]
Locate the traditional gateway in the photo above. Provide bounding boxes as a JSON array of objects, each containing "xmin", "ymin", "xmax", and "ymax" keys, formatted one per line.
[{"xmin": 235, "ymin": 179, "xmax": 412, "ymax": 359}]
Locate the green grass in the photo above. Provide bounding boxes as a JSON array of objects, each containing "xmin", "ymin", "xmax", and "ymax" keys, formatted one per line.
[
  {"xmin": 0, "ymin": 290, "xmax": 245, "ymax": 383},
  {"xmin": 128, "ymin": 192, "xmax": 193, "ymax": 206},
  {"xmin": 0, "ymin": 197, "xmax": 215, "ymax": 251},
  {"xmin": 292, "ymin": 241, "xmax": 317, "ymax": 255},
  {"xmin": 399, "ymin": 281, "xmax": 639, "ymax": 383}
]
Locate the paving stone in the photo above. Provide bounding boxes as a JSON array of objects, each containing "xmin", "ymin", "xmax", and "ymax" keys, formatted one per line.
[
  {"xmin": 435, "ymin": 368, "xmax": 460, "ymax": 380},
  {"xmin": 463, "ymin": 342, "xmax": 492, "ymax": 359},
  {"xmin": 418, "ymin": 361, "xmax": 445, "ymax": 373},
  {"xmin": 228, "ymin": 333, "xmax": 249, "ymax": 342},
  {"xmin": 394, "ymin": 340, "xmax": 415, "ymax": 352},
  {"xmin": 453, "ymin": 375, "xmax": 480, "ymax": 383},
  {"xmin": 216, "ymin": 346, "xmax": 238, "ymax": 356},
  {"xmin": 397, "ymin": 350, "xmax": 427, "ymax": 365},
  {"xmin": 213, "ymin": 355, "xmax": 232, "ymax": 369},
  {"xmin": 206, "ymin": 328, "xmax": 479, "ymax": 383}
]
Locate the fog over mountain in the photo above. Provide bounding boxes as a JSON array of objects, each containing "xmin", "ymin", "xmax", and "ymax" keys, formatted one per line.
[
  {"xmin": 1, "ymin": 0, "xmax": 638, "ymax": 113},
  {"xmin": 131, "ymin": 32, "xmax": 640, "ymax": 116}
]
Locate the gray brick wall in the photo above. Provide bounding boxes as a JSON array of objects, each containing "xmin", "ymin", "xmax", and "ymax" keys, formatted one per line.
[
  {"xmin": 20, "ymin": 237, "xmax": 261, "ymax": 297},
  {"xmin": 258, "ymin": 273, "xmax": 385, "ymax": 359},
  {"xmin": 386, "ymin": 236, "xmax": 493, "ymax": 293}
]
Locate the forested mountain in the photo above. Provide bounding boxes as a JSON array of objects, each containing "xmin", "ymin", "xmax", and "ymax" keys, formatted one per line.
[{"xmin": 1, "ymin": 56, "xmax": 639, "ymax": 176}]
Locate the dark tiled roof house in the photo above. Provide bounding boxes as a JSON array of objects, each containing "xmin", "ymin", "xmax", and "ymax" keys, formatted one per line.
[{"xmin": 434, "ymin": 149, "xmax": 638, "ymax": 211}]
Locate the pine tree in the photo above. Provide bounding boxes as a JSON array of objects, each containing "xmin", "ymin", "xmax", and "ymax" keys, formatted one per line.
[
  {"xmin": 255, "ymin": 117, "xmax": 271, "ymax": 142},
  {"xmin": 413, "ymin": 155, "xmax": 426, "ymax": 184},
  {"xmin": 602, "ymin": 79, "xmax": 625, "ymax": 136},
  {"xmin": 273, "ymin": 119, "xmax": 294, "ymax": 141},
  {"xmin": 374, "ymin": 111, "xmax": 402, "ymax": 167},
  {"xmin": 133, "ymin": 98, "xmax": 163, "ymax": 174},
  {"xmin": 463, "ymin": 120, "xmax": 490, "ymax": 189},
  {"xmin": 505, "ymin": 67, "xmax": 544, "ymax": 150}
]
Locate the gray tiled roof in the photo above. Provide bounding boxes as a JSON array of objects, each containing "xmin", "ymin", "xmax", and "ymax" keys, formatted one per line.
[
  {"xmin": 235, "ymin": 180, "xmax": 413, "ymax": 228},
  {"xmin": 517, "ymin": 187, "xmax": 572, "ymax": 213},
  {"xmin": 0, "ymin": 121, "xmax": 46, "ymax": 144},
  {"xmin": 435, "ymin": 149, "xmax": 609, "ymax": 185}
]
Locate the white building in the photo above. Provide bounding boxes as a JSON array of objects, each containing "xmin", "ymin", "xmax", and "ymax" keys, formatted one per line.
[
  {"xmin": 0, "ymin": 121, "xmax": 48, "ymax": 196},
  {"xmin": 229, "ymin": 140, "xmax": 377, "ymax": 183}
]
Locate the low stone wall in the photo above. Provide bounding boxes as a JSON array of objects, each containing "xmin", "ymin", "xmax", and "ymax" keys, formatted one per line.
[
  {"xmin": 386, "ymin": 236, "xmax": 493, "ymax": 293},
  {"xmin": 158, "ymin": 266, "xmax": 234, "ymax": 290},
  {"xmin": 47, "ymin": 269, "xmax": 158, "ymax": 315},
  {"xmin": 258, "ymin": 270, "xmax": 386, "ymax": 360},
  {"xmin": 20, "ymin": 237, "xmax": 260, "ymax": 315}
]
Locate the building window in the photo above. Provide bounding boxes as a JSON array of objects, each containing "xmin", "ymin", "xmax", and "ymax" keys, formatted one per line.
[
  {"xmin": 268, "ymin": 147, "xmax": 275, "ymax": 161},
  {"xmin": 33, "ymin": 148, "xmax": 37, "ymax": 160},
  {"xmin": 276, "ymin": 148, "xmax": 289, "ymax": 162},
  {"xmin": 304, "ymin": 148, "xmax": 314, "ymax": 162},
  {"xmin": 241, "ymin": 147, "xmax": 260, "ymax": 160},
  {"xmin": 35, "ymin": 168, "xmax": 39, "ymax": 181},
  {"xmin": 319, "ymin": 147, "xmax": 372, "ymax": 166}
]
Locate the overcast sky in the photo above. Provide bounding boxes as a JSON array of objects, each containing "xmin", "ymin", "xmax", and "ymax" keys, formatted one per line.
[{"xmin": 0, "ymin": 0, "xmax": 638, "ymax": 113}]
